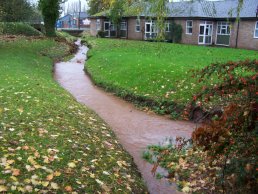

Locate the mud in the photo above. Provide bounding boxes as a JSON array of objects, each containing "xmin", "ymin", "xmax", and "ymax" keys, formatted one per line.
[{"xmin": 54, "ymin": 40, "xmax": 195, "ymax": 194}]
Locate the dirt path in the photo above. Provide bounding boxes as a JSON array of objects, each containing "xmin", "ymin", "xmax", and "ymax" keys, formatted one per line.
[{"xmin": 54, "ymin": 40, "xmax": 195, "ymax": 194}]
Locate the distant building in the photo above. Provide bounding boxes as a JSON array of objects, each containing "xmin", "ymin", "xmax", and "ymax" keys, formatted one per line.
[
  {"xmin": 90, "ymin": 0, "xmax": 258, "ymax": 50},
  {"xmin": 57, "ymin": 12, "xmax": 90, "ymax": 29}
]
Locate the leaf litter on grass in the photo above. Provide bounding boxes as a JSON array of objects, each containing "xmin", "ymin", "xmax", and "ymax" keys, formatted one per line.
[{"xmin": 0, "ymin": 37, "xmax": 147, "ymax": 193}]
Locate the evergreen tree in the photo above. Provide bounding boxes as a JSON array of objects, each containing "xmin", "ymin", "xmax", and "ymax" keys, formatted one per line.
[
  {"xmin": 0, "ymin": 0, "xmax": 33, "ymax": 22},
  {"xmin": 39, "ymin": 0, "xmax": 65, "ymax": 37}
]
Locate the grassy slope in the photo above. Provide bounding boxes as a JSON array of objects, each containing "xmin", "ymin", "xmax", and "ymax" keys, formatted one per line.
[
  {"xmin": 0, "ymin": 37, "xmax": 146, "ymax": 193},
  {"xmin": 85, "ymin": 38, "xmax": 257, "ymax": 115}
]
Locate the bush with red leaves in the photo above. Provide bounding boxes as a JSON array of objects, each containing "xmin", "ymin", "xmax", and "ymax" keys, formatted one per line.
[{"xmin": 191, "ymin": 59, "xmax": 257, "ymax": 193}]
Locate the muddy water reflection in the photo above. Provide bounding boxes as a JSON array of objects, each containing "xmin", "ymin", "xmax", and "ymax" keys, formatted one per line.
[{"xmin": 54, "ymin": 40, "xmax": 195, "ymax": 194}]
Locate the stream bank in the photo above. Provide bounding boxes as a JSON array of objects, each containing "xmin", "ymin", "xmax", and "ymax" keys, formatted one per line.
[{"xmin": 54, "ymin": 40, "xmax": 195, "ymax": 194}]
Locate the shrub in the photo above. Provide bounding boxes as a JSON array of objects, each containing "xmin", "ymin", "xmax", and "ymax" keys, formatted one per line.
[
  {"xmin": 0, "ymin": 22, "xmax": 42, "ymax": 36},
  {"xmin": 170, "ymin": 22, "xmax": 182, "ymax": 43},
  {"xmin": 145, "ymin": 60, "xmax": 258, "ymax": 193},
  {"xmin": 97, "ymin": 30, "xmax": 105, "ymax": 38},
  {"xmin": 191, "ymin": 59, "xmax": 257, "ymax": 193},
  {"xmin": 56, "ymin": 31, "xmax": 76, "ymax": 43}
]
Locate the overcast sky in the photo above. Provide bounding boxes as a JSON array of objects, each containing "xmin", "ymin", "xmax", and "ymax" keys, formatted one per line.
[{"xmin": 29, "ymin": 0, "xmax": 88, "ymax": 8}]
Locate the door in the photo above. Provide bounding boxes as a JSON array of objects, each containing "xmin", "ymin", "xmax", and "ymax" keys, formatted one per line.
[
  {"xmin": 120, "ymin": 21, "xmax": 127, "ymax": 38},
  {"xmin": 145, "ymin": 21, "xmax": 157, "ymax": 40},
  {"xmin": 104, "ymin": 22, "xmax": 110, "ymax": 37},
  {"xmin": 145, "ymin": 22, "xmax": 152, "ymax": 39},
  {"xmin": 198, "ymin": 22, "xmax": 213, "ymax": 44}
]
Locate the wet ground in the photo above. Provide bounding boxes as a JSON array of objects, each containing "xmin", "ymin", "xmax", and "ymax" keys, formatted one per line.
[{"xmin": 54, "ymin": 40, "xmax": 195, "ymax": 194}]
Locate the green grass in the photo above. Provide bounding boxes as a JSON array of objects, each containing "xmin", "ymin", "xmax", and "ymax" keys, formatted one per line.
[
  {"xmin": 85, "ymin": 38, "xmax": 257, "ymax": 116},
  {"xmin": 56, "ymin": 31, "xmax": 77, "ymax": 43},
  {"xmin": 0, "ymin": 37, "xmax": 147, "ymax": 193},
  {"xmin": 0, "ymin": 22, "xmax": 42, "ymax": 36}
]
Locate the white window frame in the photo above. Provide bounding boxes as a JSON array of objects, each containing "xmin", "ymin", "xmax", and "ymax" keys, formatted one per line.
[
  {"xmin": 96, "ymin": 19, "xmax": 101, "ymax": 31},
  {"xmin": 198, "ymin": 21, "xmax": 213, "ymax": 45},
  {"xmin": 135, "ymin": 18, "xmax": 141, "ymax": 32},
  {"xmin": 145, "ymin": 20, "xmax": 157, "ymax": 40},
  {"xmin": 120, "ymin": 21, "xmax": 127, "ymax": 30},
  {"xmin": 104, "ymin": 21, "xmax": 110, "ymax": 37},
  {"xmin": 186, "ymin": 20, "xmax": 193, "ymax": 35},
  {"xmin": 110, "ymin": 22, "xmax": 116, "ymax": 31},
  {"xmin": 254, "ymin": 21, "xmax": 258, "ymax": 38},
  {"xmin": 165, "ymin": 22, "xmax": 170, "ymax": 32},
  {"xmin": 217, "ymin": 21, "xmax": 231, "ymax": 35}
]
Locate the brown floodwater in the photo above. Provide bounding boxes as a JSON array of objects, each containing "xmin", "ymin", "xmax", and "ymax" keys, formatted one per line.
[{"xmin": 54, "ymin": 40, "xmax": 195, "ymax": 194}]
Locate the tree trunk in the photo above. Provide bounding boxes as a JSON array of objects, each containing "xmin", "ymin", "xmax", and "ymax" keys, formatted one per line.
[{"xmin": 44, "ymin": 18, "xmax": 56, "ymax": 37}]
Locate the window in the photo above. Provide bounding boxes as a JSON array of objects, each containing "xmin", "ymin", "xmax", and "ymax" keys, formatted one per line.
[
  {"xmin": 217, "ymin": 22, "xmax": 231, "ymax": 35},
  {"xmin": 254, "ymin": 21, "xmax": 258, "ymax": 38},
  {"xmin": 96, "ymin": 19, "xmax": 101, "ymax": 31},
  {"xmin": 165, "ymin": 22, "xmax": 170, "ymax": 32},
  {"xmin": 135, "ymin": 19, "xmax": 141, "ymax": 32},
  {"xmin": 186, "ymin": 20, "xmax": 193, "ymax": 34},
  {"xmin": 120, "ymin": 21, "xmax": 127, "ymax": 30},
  {"xmin": 110, "ymin": 22, "xmax": 116, "ymax": 31}
]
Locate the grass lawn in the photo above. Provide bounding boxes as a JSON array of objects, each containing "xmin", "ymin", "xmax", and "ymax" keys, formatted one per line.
[
  {"xmin": 85, "ymin": 38, "xmax": 257, "ymax": 116},
  {"xmin": 0, "ymin": 37, "xmax": 146, "ymax": 193}
]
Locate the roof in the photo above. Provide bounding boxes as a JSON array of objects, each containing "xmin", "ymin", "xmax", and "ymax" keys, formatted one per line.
[
  {"xmin": 72, "ymin": 12, "xmax": 89, "ymax": 19},
  {"xmin": 167, "ymin": 0, "xmax": 257, "ymax": 18},
  {"xmin": 93, "ymin": 0, "xmax": 257, "ymax": 19},
  {"xmin": 58, "ymin": 12, "xmax": 89, "ymax": 21},
  {"xmin": 58, "ymin": 14, "xmax": 73, "ymax": 21}
]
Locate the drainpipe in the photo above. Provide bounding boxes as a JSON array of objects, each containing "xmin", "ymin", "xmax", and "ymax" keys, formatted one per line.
[{"xmin": 235, "ymin": 19, "xmax": 240, "ymax": 48}]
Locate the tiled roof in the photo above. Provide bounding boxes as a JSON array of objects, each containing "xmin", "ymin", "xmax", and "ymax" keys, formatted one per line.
[
  {"xmin": 73, "ymin": 12, "xmax": 89, "ymax": 19},
  {"xmin": 92, "ymin": 0, "xmax": 257, "ymax": 19},
  {"xmin": 167, "ymin": 0, "xmax": 257, "ymax": 18}
]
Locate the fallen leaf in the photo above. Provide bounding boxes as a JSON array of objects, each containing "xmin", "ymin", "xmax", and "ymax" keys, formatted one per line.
[
  {"xmin": 54, "ymin": 171, "xmax": 61, "ymax": 177},
  {"xmin": 65, "ymin": 186, "xmax": 73, "ymax": 192},
  {"xmin": 0, "ymin": 185, "xmax": 7, "ymax": 192},
  {"xmin": 51, "ymin": 182, "xmax": 59, "ymax": 190},
  {"xmin": 96, "ymin": 179, "xmax": 104, "ymax": 185},
  {"xmin": 68, "ymin": 162, "xmax": 76, "ymax": 168},
  {"xmin": 41, "ymin": 181, "xmax": 49, "ymax": 187},
  {"xmin": 46, "ymin": 174, "xmax": 54, "ymax": 181},
  {"xmin": 12, "ymin": 169, "xmax": 20, "ymax": 176}
]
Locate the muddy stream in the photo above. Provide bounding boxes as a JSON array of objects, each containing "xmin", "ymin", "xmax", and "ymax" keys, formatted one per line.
[{"xmin": 54, "ymin": 40, "xmax": 195, "ymax": 194}]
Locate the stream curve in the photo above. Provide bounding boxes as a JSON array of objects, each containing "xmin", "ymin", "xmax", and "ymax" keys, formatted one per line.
[{"xmin": 54, "ymin": 40, "xmax": 195, "ymax": 194}]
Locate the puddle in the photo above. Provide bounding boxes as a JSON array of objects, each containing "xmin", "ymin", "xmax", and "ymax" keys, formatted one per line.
[{"xmin": 54, "ymin": 40, "xmax": 195, "ymax": 194}]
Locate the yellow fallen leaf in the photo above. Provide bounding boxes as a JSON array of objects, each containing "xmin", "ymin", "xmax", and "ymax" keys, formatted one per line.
[
  {"xmin": 182, "ymin": 186, "xmax": 191, "ymax": 193},
  {"xmin": 0, "ymin": 185, "xmax": 7, "ymax": 192},
  {"xmin": 10, "ymin": 176, "xmax": 18, "ymax": 182},
  {"xmin": 68, "ymin": 162, "xmax": 76, "ymax": 168},
  {"xmin": 51, "ymin": 182, "xmax": 59, "ymax": 190},
  {"xmin": 17, "ymin": 108, "xmax": 23, "ymax": 114},
  {"xmin": 41, "ymin": 181, "xmax": 49, "ymax": 187},
  {"xmin": 11, "ymin": 185, "xmax": 16, "ymax": 191},
  {"xmin": 53, "ymin": 171, "xmax": 61, "ymax": 177},
  {"xmin": 96, "ymin": 179, "xmax": 104, "ymax": 185},
  {"xmin": 7, "ymin": 160, "xmax": 15, "ymax": 165}
]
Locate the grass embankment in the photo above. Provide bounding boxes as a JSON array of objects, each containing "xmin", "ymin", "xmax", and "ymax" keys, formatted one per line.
[
  {"xmin": 85, "ymin": 38, "xmax": 257, "ymax": 118},
  {"xmin": 0, "ymin": 22, "xmax": 42, "ymax": 36},
  {"xmin": 0, "ymin": 37, "xmax": 147, "ymax": 193}
]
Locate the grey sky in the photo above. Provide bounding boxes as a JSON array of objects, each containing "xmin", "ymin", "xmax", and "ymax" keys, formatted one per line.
[{"xmin": 28, "ymin": 0, "xmax": 88, "ymax": 8}]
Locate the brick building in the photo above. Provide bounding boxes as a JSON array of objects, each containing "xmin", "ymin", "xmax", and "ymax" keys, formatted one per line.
[{"xmin": 90, "ymin": 0, "xmax": 258, "ymax": 50}]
